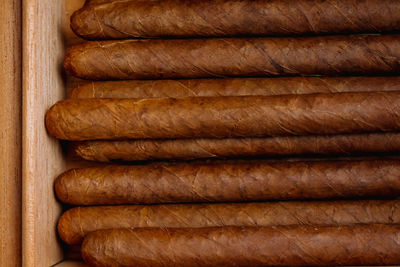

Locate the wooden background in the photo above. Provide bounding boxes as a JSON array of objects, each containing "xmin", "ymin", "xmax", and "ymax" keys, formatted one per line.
[
  {"xmin": 22, "ymin": 0, "xmax": 86, "ymax": 266},
  {"xmin": 0, "ymin": 0, "xmax": 22, "ymax": 266}
]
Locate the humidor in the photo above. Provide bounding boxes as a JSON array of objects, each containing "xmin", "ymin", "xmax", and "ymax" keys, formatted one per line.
[
  {"xmin": 21, "ymin": 0, "xmax": 400, "ymax": 266},
  {"xmin": 22, "ymin": 0, "xmax": 90, "ymax": 266},
  {"xmin": 1, "ymin": 0, "xmax": 21, "ymax": 266}
]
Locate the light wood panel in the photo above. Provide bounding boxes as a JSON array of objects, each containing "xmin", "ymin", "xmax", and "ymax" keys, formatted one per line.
[
  {"xmin": 0, "ymin": 0, "xmax": 22, "ymax": 266},
  {"xmin": 22, "ymin": 0, "xmax": 85, "ymax": 266}
]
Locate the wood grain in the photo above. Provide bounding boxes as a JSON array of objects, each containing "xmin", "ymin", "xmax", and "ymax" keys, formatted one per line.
[
  {"xmin": 0, "ymin": 0, "xmax": 21, "ymax": 266},
  {"xmin": 22, "ymin": 0, "xmax": 85, "ymax": 266}
]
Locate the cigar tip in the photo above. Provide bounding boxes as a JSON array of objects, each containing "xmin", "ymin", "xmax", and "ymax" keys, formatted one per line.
[
  {"xmin": 74, "ymin": 141, "xmax": 99, "ymax": 162},
  {"xmin": 45, "ymin": 101, "xmax": 70, "ymax": 140},
  {"xmin": 81, "ymin": 235, "xmax": 94, "ymax": 265},
  {"xmin": 45, "ymin": 103, "xmax": 59, "ymax": 139},
  {"xmin": 64, "ymin": 42, "xmax": 107, "ymax": 80},
  {"xmin": 69, "ymin": 10, "xmax": 81, "ymax": 36},
  {"xmin": 69, "ymin": 141, "xmax": 86, "ymax": 159},
  {"xmin": 64, "ymin": 47, "xmax": 79, "ymax": 78},
  {"xmin": 69, "ymin": 85, "xmax": 81, "ymax": 99},
  {"xmin": 54, "ymin": 169, "xmax": 72, "ymax": 204},
  {"xmin": 70, "ymin": 83, "xmax": 93, "ymax": 99},
  {"xmin": 58, "ymin": 208, "xmax": 83, "ymax": 245},
  {"xmin": 70, "ymin": 5, "xmax": 101, "ymax": 40},
  {"xmin": 82, "ymin": 230, "xmax": 106, "ymax": 266}
]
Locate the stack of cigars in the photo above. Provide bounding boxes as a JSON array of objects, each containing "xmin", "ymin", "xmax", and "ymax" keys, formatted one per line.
[{"xmin": 45, "ymin": 0, "xmax": 400, "ymax": 266}]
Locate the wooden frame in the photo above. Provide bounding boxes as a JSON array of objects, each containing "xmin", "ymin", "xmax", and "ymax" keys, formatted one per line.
[
  {"xmin": 22, "ymin": 0, "xmax": 86, "ymax": 266},
  {"xmin": 0, "ymin": 0, "xmax": 22, "ymax": 266}
]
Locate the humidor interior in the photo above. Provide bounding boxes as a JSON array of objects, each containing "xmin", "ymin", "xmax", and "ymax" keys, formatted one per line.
[
  {"xmin": 23, "ymin": 0, "xmax": 91, "ymax": 266},
  {"xmin": 21, "ymin": 1, "xmax": 400, "ymax": 266}
]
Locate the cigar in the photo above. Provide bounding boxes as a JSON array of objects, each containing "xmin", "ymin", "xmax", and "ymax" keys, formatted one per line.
[
  {"xmin": 74, "ymin": 132, "xmax": 400, "ymax": 162},
  {"xmin": 70, "ymin": 76, "xmax": 400, "ymax": 99},
  {"xmin": 81, "ymin": 225, "xmax": 400, "ymax": 266},
  {"xmin": 58, "ymin": 200, "xmax": 400, "ymax": 245},
  {"xmin": 64, "ymin": 35, "xmax": 400, "ymax": 80},
  {"xmin": 71, "ymin": 0, "xmax": 400, "ymax": 39},
  {"xmin": 46, "ymin": 92, "xmax": 400, "ymax": 141},
  {"xmin": 54, "ymin": 160, "xmax": 400, "ymax": 205}
]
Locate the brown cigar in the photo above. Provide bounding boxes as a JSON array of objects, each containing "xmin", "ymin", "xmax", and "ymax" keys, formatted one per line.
[
  {"xmin": 65, "ymin": 35, "xmax": 400, "ymax": 80},
  {"xmin": 71, "ymin": 0, "xmax": 400, "ymax": 39},
  {"xmin": 64, "ymin": 35, "xmax": 400, "ymax": 80},
  {"xmin": 70, "ymin": 76, "xmax": 400, "ymax": 99},
  {"xmin": 74, "ymin": 132, "xmax": 400, "ymax": 162},
  {"xmin": 81, "ymin": 225, "xmax": 400, "ymax": 267},
  {"xmin": 54, "ymin": 160, "xmax": 400, "ymax": 205},
  {"xmin": 58, "ymin": 200, "xmax": 400, "ymax": 245},
  {"xmin": 46, "ymin": 92, "xmax": 400, "ymax": 141}
]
